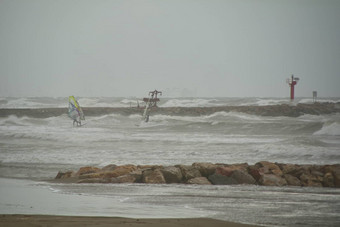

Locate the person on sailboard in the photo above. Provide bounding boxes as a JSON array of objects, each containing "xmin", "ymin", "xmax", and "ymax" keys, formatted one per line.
[{"xmin": 68, "ymin": 96, "xmax": 85, "ymax": 127}]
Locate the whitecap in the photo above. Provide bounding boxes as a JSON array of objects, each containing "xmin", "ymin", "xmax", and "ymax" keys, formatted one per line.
[
  {"xmin": 314, "ymin": 122, "xmax": 340, "ymax": 136},
  {"xmin": 160, "ymin": 98, "xmax": 220, "ymax": 107}
]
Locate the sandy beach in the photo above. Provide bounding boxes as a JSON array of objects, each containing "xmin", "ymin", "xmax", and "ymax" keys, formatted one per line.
[
  {"xmin": 0, "ymin": 178, "xmax": 262, "ymax": 226},
  {"xmin": 0, "ymin": 215, "xmax": 260, "ymax": 227}
]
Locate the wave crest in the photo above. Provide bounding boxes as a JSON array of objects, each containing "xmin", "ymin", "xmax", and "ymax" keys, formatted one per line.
[{"xmin": 314, "ymin": 122, "xmax": 340, "ymax": 136}]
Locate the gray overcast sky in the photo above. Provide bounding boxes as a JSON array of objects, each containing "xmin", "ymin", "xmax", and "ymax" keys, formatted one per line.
[{"xmin": 1, "ymin": 0, "xmax": 339, "ymax": 97}]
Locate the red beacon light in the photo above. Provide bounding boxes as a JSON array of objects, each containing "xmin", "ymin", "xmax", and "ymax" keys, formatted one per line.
[{"xmin": 286, "ymin": 74, "xmax": 300, "ymax": 100}]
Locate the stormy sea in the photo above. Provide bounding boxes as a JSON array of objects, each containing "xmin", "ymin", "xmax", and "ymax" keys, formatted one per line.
[{"xmin": 0, "ymin": 97, "xmax": 340, "ymax": 227}]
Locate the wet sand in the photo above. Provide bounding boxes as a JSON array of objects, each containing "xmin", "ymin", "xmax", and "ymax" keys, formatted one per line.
[
  {"xmin": 0, "ymin": 215, "xmax": 260, "ymax": 227},
  {"xmin": 0, "ymin": 178, "xmax": 261, "ymax": 226}
]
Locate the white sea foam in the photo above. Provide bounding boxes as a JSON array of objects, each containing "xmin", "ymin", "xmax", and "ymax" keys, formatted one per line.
[
  {"xmin": 0, "ymin": 97, "xmax": 68, "ymax": 108},
  {"xmin": 120, "ymin": 99, "xmax": 141, "ymax": 105},
  {"xmin": 0, "ymin": 98, "xmax": 46, "ymax": 108},
  {"xmin": 297, "ymin": 114, "xmax": 327, "ymax": 122},
  {"xmin": 160, "ymin": 98, "xmax": 220, "ymax": 107},
  {"xmin": 314, "ymin": 122, "xmax": 340, "ymax": 136},
  {"xmin": 205, "ymin": 111, "xmax": 265, "ymax": 121},
  {"xmin": 78, "ymin": 98, "xmax": 131, "ymax": 107},
  {"xmin": 240, "ymin": 98, "xmax": 289, "ymax": 106},
  {"xmin": 0, "ymin": 115, "xmax": 26, "ymax": 126},
  {"xmin": 151, "ymin": 114, "xmax": 205, "ymax": 123},
  {"xmin": 77, "ymin": 98, "xmax": 100, "ymax": 107},
  {"xmin": 298, "ymin": 98, "xmax": 340, "ymax": 104},
  {"xmin": 89, "ymin": 114, "xmax": 121, "ymax": 123}
]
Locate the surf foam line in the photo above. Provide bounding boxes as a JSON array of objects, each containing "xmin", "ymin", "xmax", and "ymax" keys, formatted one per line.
[{"xmin": 314, "ymin": 122, "xmax": 340, "ymax": 136}]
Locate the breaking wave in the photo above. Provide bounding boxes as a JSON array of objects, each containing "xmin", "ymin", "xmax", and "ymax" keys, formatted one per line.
[
  {"xmin": 298, "ymin": 98, "xmax": 340, "ymax": 104},
  {"xmin": 240, "ymin": 98, "xmax": 289, "ymax": 106},
  {"xmin": 160, "ymin": 98, "xmax": 221, "ymax": 107},
  {"xmin": 78, "ymin": 98, "xmax": 135, "ymax": 108},
  {"xmin": 314, "ymin": 122, "xmax": 340, "ymax": 136}
]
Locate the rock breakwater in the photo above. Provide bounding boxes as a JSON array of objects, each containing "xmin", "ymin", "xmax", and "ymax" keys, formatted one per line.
[
  {"xmin": 1, "ymin": 102, "xmax": 340, "ymax": 118},
  {"xmin": 55, "ymin": 161, "xmax": 340, "ymax": 188}
]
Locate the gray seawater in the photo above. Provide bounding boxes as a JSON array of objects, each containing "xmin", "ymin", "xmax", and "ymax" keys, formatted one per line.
[{"xmin": 0, "ymin": 97, "xmax": 340, "ymax": 226}]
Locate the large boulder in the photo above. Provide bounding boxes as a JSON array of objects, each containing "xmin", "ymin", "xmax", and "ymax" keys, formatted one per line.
[
  {"xmin": 231, "ymin": 169, "xmax": 256, "ymax": 185},
  {"xmin": 215, "ymin": 166, "xmax": 234, "ymax": 177},
  {"xmin": 76, "ymin": 166, "xmax": 101, "ymax": 176},
  {"xmin": 112, "ymin": 169, "xmax": 143, "ymax": 184},
  {"xmin": 322, "ymin": 172, "xmax": 335, "ymax": 187},
  {"xmin": 130, "ymin": 169, "xmax": 143, "ymax": 183},
  {"xmin": 187, "ymin": 177, "xmax": 212, "ymax": 185},
  {"xmin": 192, "ymin": 162, "xmax": 217, "ymax": 177},
  {"xmin": 259, "ymin": 174, "xmax": 287, "ymax": 186},
  {"xmin": 209, "ymin": 165, "xmax": 255, "ymax": 185},
  {"xmin": 289, "ymin": 166, "xmax": 312, "ymax": 178},
  {"xmin": 248, "ymin": 165, "xmax": 262, "ymax": 182},
  {"xmin": 309, "ymin": 166, "xmax": 325, "ymax": 184},
  {"xmin": 55, "ymin": 171, "xmax": 75, "ymax": 179},
  {"xmin": 101, "ymin": 164, "xmax": 117, "ymax": 171},
  {"xmin": 176, "ymin": 165, "xmax": 201, "ymax": 181},
  {"xmin": 103, "ymin": 165, "xmax": 137, "ymax": 178},
  {"xmin": 256, "ymin": 161, "xmax": 283, "ymax": 176},
  {"xmin": 334, "ymin": 169, "xmax": 340, "ymax": 188},
  {"xmin": 142, "ymin": 169, "xmax": 166, "ymax": 184},
  {"xmin": 161, "ymin": 166, "xmax": 183, "ymax": 183},
  {"xmin": 323, "ymin": 165, "xmax": 340, "ymax": 187},
  {"xmin": 226, "ymin": 163, "xmax": 249, "ymax": 172},
  {"xmin": 284, "ymin": 174, "xmax": 301, "ymax": 186},
  {"xmin": 322, "ymin": 164, "xmax": 340, "ymax": 174},
  {"xmin": 278, "ymin": 163, "xmax": 300, "ymax": 175},
  {"xmin": 299, "ymin": 173, "xmax": 322, "ymax": 187},
  {"xmin": 208, "ymin": 173, "xmax": 238, "ymax": 185},
  {"xmin": 78, "ymin": 172, "xmax": 105, "ymax": 179}
]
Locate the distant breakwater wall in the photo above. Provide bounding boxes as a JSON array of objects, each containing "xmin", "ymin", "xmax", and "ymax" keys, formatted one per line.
[
  {"xmin": 1, "ymin": 102, "xmax": 340, "ymax": 118},
  {"xmin": 55, "ymin": 161, "xmax": 340, "ymax": 188}
]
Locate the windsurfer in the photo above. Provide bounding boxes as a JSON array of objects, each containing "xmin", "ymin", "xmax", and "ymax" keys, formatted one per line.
[{"xmin": 68, "ymin": 96, "xmax": 85, "ymax": 127}]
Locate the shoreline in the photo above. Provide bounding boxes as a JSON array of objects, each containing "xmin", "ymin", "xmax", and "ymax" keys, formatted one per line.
[
  {"xmin": 0, "ymin": 102, "xmax": 339, "ymax": 118},
  {"xmin": 0, "ymin": 215, "xmax": 260, "ymax": 227},
  {"xmin": 0, "ymin": 178, "xmax": 261, "ymax": 227}
]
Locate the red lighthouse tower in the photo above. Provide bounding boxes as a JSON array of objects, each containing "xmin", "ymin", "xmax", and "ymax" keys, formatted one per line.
[{"xmin": 286, "ymin": 74, "xmax": 300, "ymax": 100}]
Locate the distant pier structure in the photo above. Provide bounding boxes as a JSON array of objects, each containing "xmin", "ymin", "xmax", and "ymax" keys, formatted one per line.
[
  {"xmin": 286, "ymin": 74, "xmax": 300, "ymax": 100},
  {"xmin": 143, "ymin": 90, "xmax": 162, "ymax": 107},
  {"xmin": 313, "ymin": 91, "xmax": 317, "ymax": 103}
]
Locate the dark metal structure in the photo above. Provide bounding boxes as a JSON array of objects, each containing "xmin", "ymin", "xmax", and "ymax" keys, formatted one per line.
[{"xmin": 143, "ymin": 90, "xmax": 162, "ymax": 107}]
